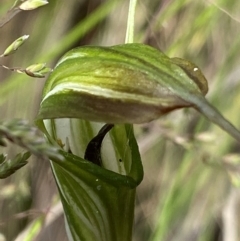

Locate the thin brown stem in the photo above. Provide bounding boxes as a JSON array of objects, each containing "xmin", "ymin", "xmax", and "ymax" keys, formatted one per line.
[{"xmin": 0, "ymin": 7, "xmax": 22, "ymax": 28}]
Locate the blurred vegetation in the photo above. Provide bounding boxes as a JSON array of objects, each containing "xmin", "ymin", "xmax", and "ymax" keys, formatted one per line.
[{"xmin": 0, "ymin": 0, "xmax": 240, "ymax": 241}]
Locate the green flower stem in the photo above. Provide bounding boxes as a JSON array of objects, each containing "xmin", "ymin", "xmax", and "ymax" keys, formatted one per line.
[{"xmin": 125, "ymin": 0, "xmax": 138, "ymax": 44}]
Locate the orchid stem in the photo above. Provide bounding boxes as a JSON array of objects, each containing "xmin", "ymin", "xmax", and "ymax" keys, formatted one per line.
[{"xmin": 125, "ymin": 0, "xmax": 138, "ymax": 44}]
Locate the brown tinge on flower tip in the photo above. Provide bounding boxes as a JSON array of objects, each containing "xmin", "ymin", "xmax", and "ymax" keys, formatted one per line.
[{"xmin": 170, "ymin": 57, "xmax": 208, "ymax": 95}]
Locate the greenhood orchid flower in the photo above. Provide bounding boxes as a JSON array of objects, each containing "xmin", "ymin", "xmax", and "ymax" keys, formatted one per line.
[
  {"xmin": 36, "ymin": 43, "xmax": 240, "ymax": 241},
  {"xmin": 37, "ymin": 43, "xmax": 240, "ymax": 142}
]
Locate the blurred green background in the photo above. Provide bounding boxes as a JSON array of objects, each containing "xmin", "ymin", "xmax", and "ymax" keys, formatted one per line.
[{"xmin": 0, "ymin": 0, "xmax": 240, "ymax": 240}]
